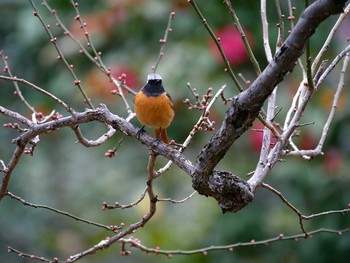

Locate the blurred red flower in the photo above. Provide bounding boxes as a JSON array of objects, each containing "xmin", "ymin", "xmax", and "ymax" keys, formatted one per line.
[
  {"xmin": 210, "ymin": 26, "xmax": 252, "ymax": 66},
  {"xmin": 323, "ymin": 148, "xmax": 343, "ymax": 174}
]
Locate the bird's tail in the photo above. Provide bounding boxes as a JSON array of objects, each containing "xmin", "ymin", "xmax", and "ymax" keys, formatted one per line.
[{"xmin": 155, "ymin": 128, "xmax": 169, "ymax": 144}]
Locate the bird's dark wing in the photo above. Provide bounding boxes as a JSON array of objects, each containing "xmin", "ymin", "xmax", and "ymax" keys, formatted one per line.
[{"xmin": 166, "ymin": 92, "xmax": 173, "ymax": 108}]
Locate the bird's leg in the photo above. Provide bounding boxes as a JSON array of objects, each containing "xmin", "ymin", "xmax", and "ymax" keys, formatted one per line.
[
  {"xmin": 153, "ymin": 127, "xmax": 162, "ymax": 143},
  {"xmin": 136, "ymin": 125, "xmax": 146, "ymax": 139}
]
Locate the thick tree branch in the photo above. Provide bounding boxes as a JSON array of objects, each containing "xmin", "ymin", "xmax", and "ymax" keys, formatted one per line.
[
  {"xmin": 0, "ymin": 104, "xmax": 194, "ymax": 199},
  {"xmin": 1, "ymin": 0, "xmax": 347, "ymax": 213},
  {"xmin": 192, "ymin": 0, "xmax": 347, "ymax": 212}
]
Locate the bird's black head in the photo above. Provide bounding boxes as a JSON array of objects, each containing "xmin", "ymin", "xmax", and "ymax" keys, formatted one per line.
[{"xmin": 142, "ymin": 73, "xmax": 165, "ymax": 96}]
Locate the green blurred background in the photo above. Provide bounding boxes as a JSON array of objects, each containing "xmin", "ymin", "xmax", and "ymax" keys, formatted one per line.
[{"xmin": 0, "ymin": 0, "xmax": 349, "ymax": 262}]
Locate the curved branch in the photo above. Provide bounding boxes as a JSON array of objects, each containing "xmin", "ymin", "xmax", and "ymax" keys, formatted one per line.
[
  {"xmin": 0, "ymin": 104, "xmax": 194, "ymax": 199},
  {"xmin": 1, "ymin": 0, "xmax": 347, "ymax": 213},
  {"xmin": 68, "ymin": 149, "xmax": 159, "ymax": 262},
  {"xmin": 72, "ymin": 125, "xmax": 117, "ymax": 147},
  {"xmin": 192, "ymin": 0, "xmax": 347, "ymax": 212}
]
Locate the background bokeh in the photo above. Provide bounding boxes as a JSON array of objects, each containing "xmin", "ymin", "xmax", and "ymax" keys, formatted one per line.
[{"xmin": 0, "ymin": 1, "xmax": 349, "ymax": 262}]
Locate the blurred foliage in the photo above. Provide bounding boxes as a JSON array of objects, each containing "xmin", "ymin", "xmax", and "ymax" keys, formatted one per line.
[{"xmin": 0, "ymin": 0, "xmax": 350, "ymax": 262}]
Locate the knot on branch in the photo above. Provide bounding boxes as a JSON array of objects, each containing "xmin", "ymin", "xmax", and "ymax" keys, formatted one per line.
[{"xmin": 192, "ymin": 170, "xmax": 253, "ymax": 213}]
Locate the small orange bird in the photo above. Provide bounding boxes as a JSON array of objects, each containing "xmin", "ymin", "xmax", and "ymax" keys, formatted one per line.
[{"xmin": 134, "ymin": 73, "xmax": 175, "ymax": 144}]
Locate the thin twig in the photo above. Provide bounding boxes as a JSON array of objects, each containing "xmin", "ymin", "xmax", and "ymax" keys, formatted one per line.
[
  {"xmin": 7, "ymin": 246, "xmax": 53, "ymax": 263},
  {"xmin": 28, "ymin": 0, "xmax": 94, "ymax": 109},
  {"xmin": 262, "ymin": 183, "xmax": 350, "ymax": 236},
  {"xmin": 102, "ymin": 187, "xmax": 147, "ymax": 210},
  {"xmin": 312, "ymin": 51, "xmax": 349, "ymax": 151},
  {"xmin": 316, "ymin": 44, "xmax": 350, "ymax": 88},
  {"xmin": 283, "ymin": 81, "xmax": 304, "ymax": 130},
  {"xmin": 120, "ymin": 227, "xmax": 350, "ymax": 257},
  {"xmin": 224, "ymin": 0, "xmax": 261, "ymax": 75},
  {"xmin": 304, "ymin": 1, "xmax": 315, "ymax": 91},
  {"xmin": 260, "ymin": 0, "xmax": 273, "ymax": 63},
  {"xmin": 0, "ymin": 160, "xmax": 8, "ymax": 172},
  {"xmin": 188, "ymin": 0, "xmax": 242, "ymax": 91},
  {"xmin": 287, "ymin": 0, "xmax": 307, "ymax": 78},
  {"xmin": 249, "ymin": 81, "xmax": 315, "ymax": 191},
  {"xmin": 73, "ymin": 125, "xmax": 116, "ymax": 147},
  {"xmin": 41, "ymin": 0, "xmax": 136, "ymax": 100},
  {"xmin": 284, "ymin": 51, "xmax": 350, "ymax": 157},
  {"xmin": 262, "ymin": 183, "xmax": 308, "ymax": 235},
  {"xmin": 67, "ymin": 151, "xmax": 158, "ymax": 262},
  {"xmin": 258, "ymin": 0, "xmax": 277, "ymax": 164},
  {"xmin": 274, "ymin": 0, "xmax": 285, "ymax": 48},
  {"xmin": 66, "ymin": 0, "xmax": 135, "ymax": 115},
  {"xmin": 68, "ymin": 0, "xmax": 107, "ymax": 72},
  {"xmin": 158, "ymin": 191, "xmax": 197, "ymax": 204},
  {"xmin": 0, "ymin": 51, "xmax": 36, "ymax": 113},
  {"xmin": 6, "ymin": 192, "xmax": 112, "ymax": 230},
  {"xmin": 255, "ymin": 0, "xmax": 281, "ymax": 171},
  {"xmin": 152, "ymin": 11, "xmax": 176, "ymax": 73},
  {"xmin": 286, "ymin": 46, "xmax": 350, "ymax": 158},
  {"xmin": 0, "ymin": 75, "xmax": 70, "ymax": 112},
  {"xmin": 190, "ymin": 0, "xmax": 280, "ymax": 139},
  {"xmin": 312, "ymin": 3, "xmax": 350, "ymax": 75},
  {"xmin": 0, "ymin": 105, "xmax": 34, "ymax": 127},
  {"xmin": 0, "ymin": 146, "xmax": 24, "ymax": 199},
  {"xmin": 313, "ymin": 59, "xmax": 329, "ymax": 85},
  {"xmin": 41, "ymin": 0, "xmax": 103, "ymax": 71}
]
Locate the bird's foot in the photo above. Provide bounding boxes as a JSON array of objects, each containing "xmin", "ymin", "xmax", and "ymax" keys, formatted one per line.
[{"xmin": 136, "ymin": 126, "xmax": 146, "ymax": 139}]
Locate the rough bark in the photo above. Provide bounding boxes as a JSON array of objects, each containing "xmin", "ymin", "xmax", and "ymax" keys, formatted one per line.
[
  {"xmin": 1, "ymin": 0, "xmax": 347, "ymax": 213},
  {"xmin": 192, "ymin": 0, "xmax": 347, "ymax": 212}
]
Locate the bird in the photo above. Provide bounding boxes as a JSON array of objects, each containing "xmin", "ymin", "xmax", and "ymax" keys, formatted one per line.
[{"xmin": 134, "ymin": 73, "xmax": 174, "ymax": 144}]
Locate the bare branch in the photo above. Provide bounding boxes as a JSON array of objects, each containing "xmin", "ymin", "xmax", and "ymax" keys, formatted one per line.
[
  {"xmin": 152, "ymin": 11, "xmax": 176, "ymax": 73},
  {"xmin": 0, "ymin": 160, "xmax": 7, "ymax": 172},
  {"xmin": 188, "ymin": 0, "xmax": 242, "ymax": 91},
  {"xmin": 72, "ymin": 125, "xmax": 116, "ymax": 147},
  {"xmin": 316, "ymin": 44, "xmax": 350, "ymax": 88},
  {"xmin": 260, "ymin": 0, "xmax": 273, "ymax": 62},
  {"xmin": 0, "ymin": 75, "xmax": 71, "ymax": 112},
  {"xmin": 120, "ymin": 227, "xmax": 350, "ymax": 257},
  {"xmin": 262, "ymin": 183, "xmax": 308, "ymax": 235},
  {"xmin": 2, "ymin": 2, "xmax": 349, "ymax": 261},
  {"xmin": 102, "ymin": 187, "xmax": 147, "ymax": 210},
  {"xmin": 248, "ymin": 82, "xmax": 314, "ymax": 191},
  {"xmin": 0, "ymin": 146, "xmax": 24, "ymax": 199},
  {"xmin": 0, "ymin": 104, "xmax": 194, "ymax": 200},
  {"xmin": 193, "ymin": 0, "xmax": 347, "ymax": 208},
  {"xmin": 41, "ymin": 0, "xmax": 136, "ymax": 110},
  {"xmin": 28, "ymin": 0, "xmax": 94, "ymax": 109},
  {"xmin": 224, "ymin": 0, "xmax": 261, "ymax": 75},
  {"xmin": 262, "ymin": 183, "xmax": 350, "ymax": 236},
  {"xmin": 158, "ymin": 191, "xmax": 197, "ymax": 204},
  {"xmin": 274, "ymin": 0, "xmax": 285, "ymax": 48},
  {"xmin": 7, "ymin": 247, "xmax": 53, "ymax": 263},
  {"xmin": 312, "ymin": 3, "xmax": 350, "ymax": 75},
  {"xmin": 257, "ymin": 0, "xmax": 279, "ymax": 173},
  {"xmin": 0, "ymin": 105, "xmax": 34, "ymax": 127},
  {"xmin": 0, "ymin": 51, "xmax": 36, "ymax": 113},
  {"xmin": 287, "ymin": 0, "xmax": 307, "ymax": 78},
  {"xmin": 284, "ymin": 51, "xmax": 350, "ymax": 157},
  {"xmin": 67, "ymin": 151, "xmax": 159, "ymax": 262},
  {"xmin": 6, "ymin": 192, "xmax": 112, "ymax": 231},
  {"xmin": 156, "ymin": 84, "xmax": 226, "ymax": 177}
]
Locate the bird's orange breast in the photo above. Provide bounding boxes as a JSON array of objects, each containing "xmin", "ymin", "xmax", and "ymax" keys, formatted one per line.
[{"xmin": 134, "ymin": 91, "xmax": 174, "ymax": 129}]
